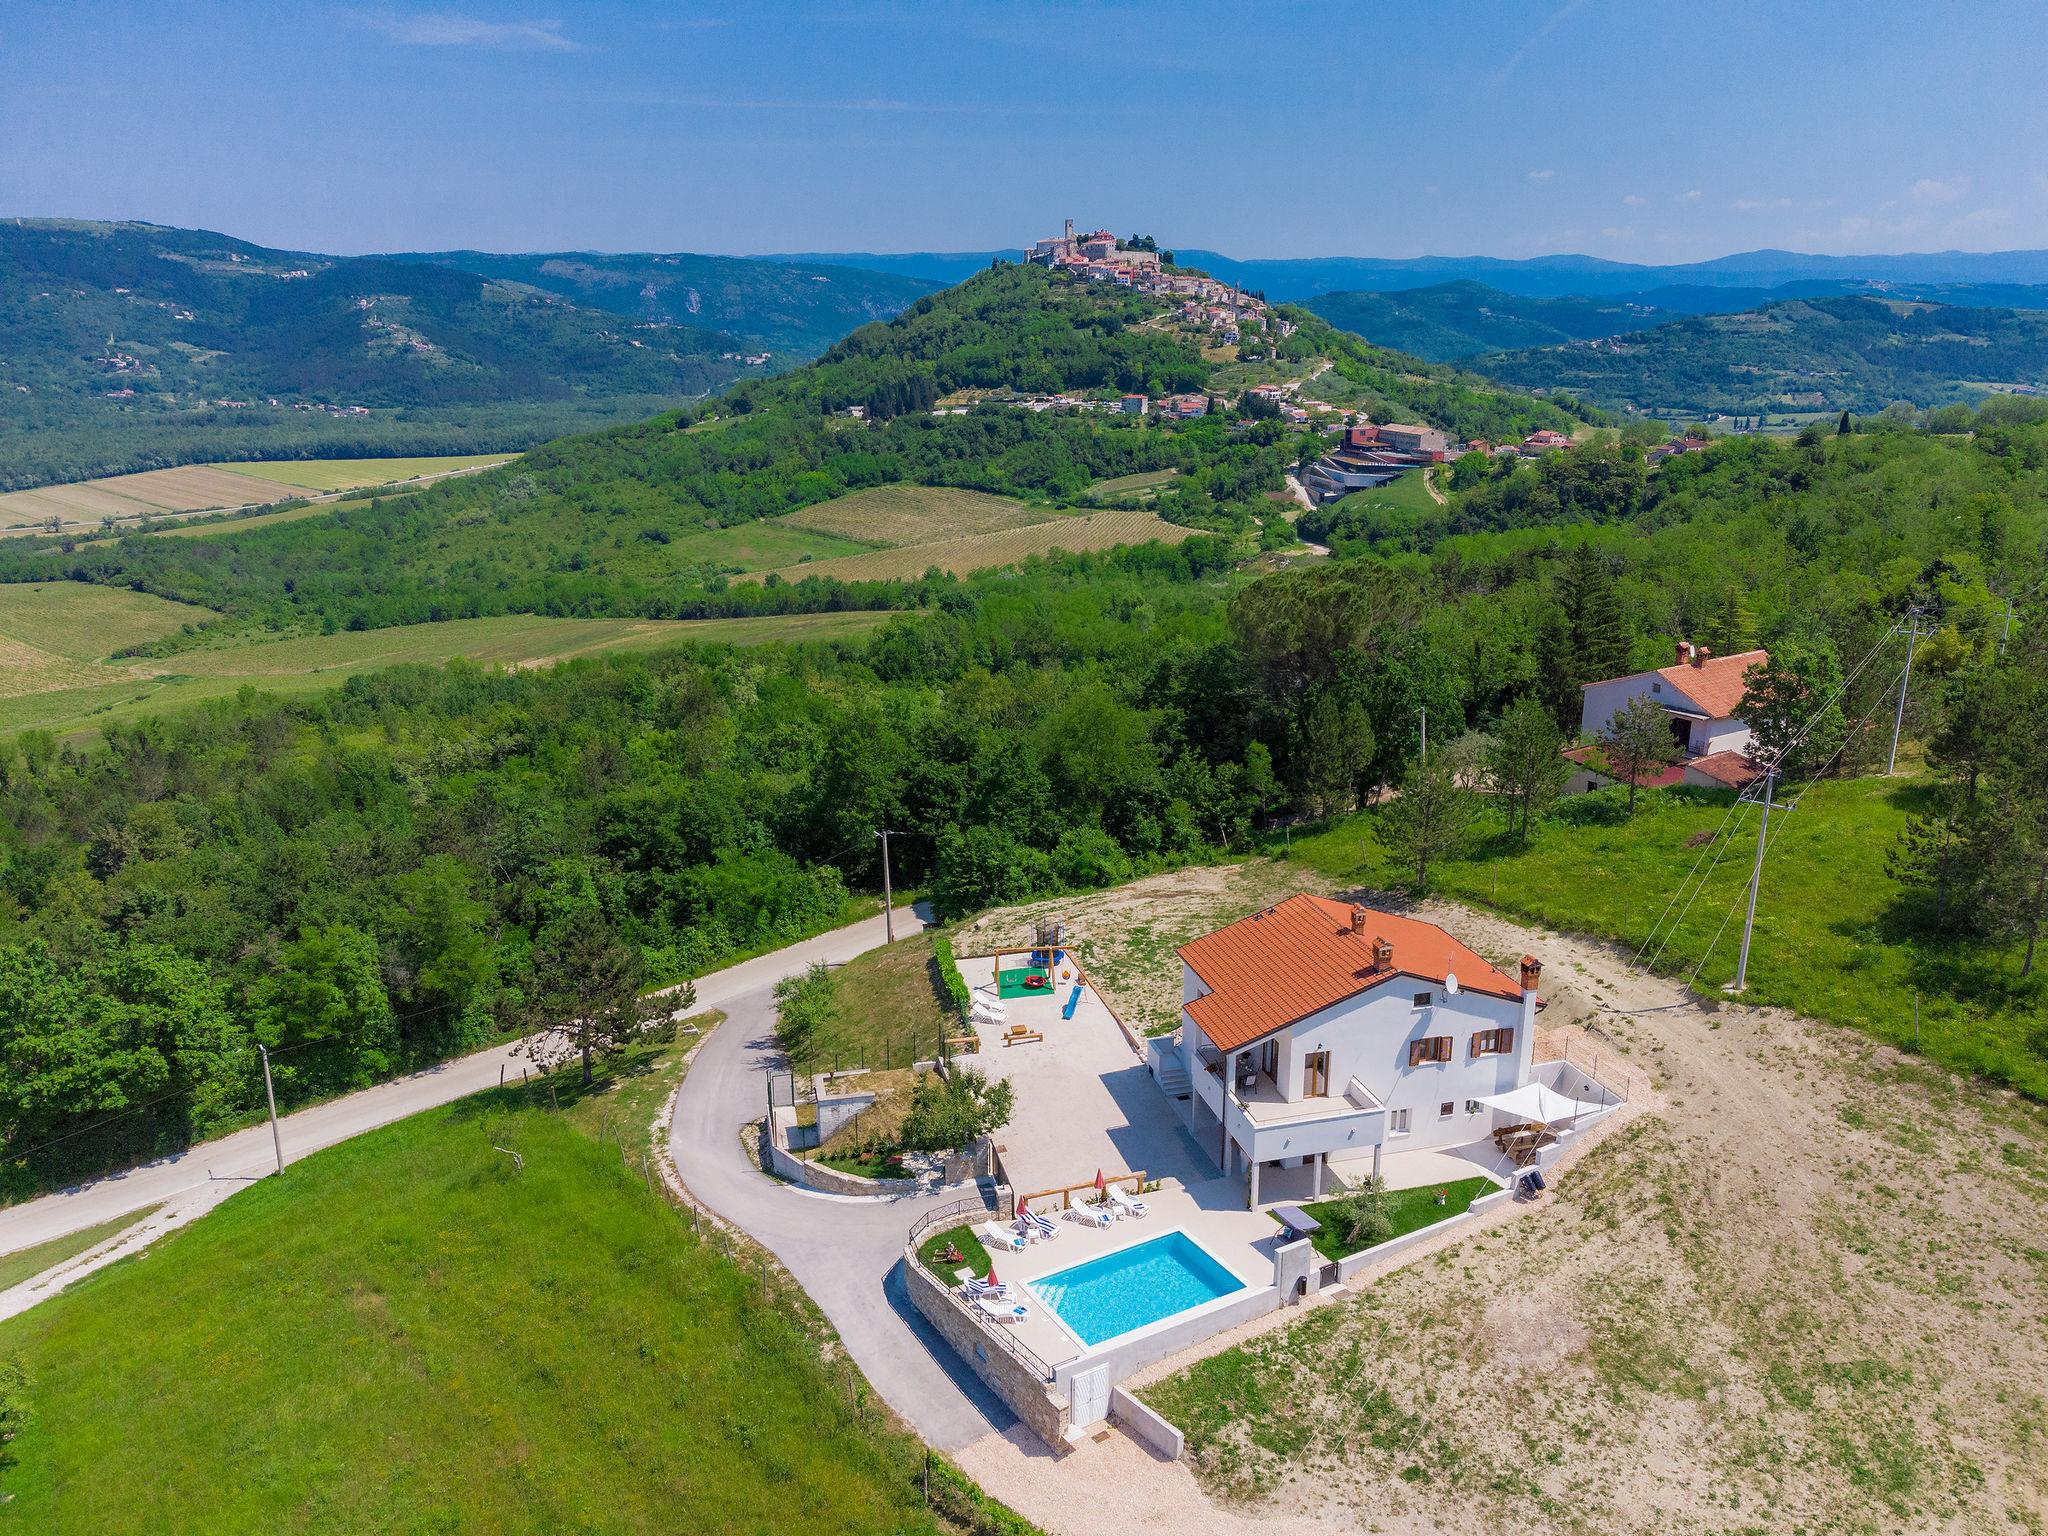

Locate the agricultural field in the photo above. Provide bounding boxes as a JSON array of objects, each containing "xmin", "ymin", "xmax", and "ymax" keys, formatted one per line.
[
  {"xmin": 0, "ymin": 454, "xmax": 514, "ymax": 533},
  {"xmin": 1087, "ymin": 468, "xmax": 1181, "ymax": 501},
  {"xmin": 0, "ymin": 609, "xmax": 890, "ymax": 739},
  {"xmin": 213, "ymin": 453, "xmax": 514, "ymax": 492},
  {"xmin": 0, "ymin": 1096, "xmax": 957, "ymax": 1534},
  {"xmin": 777, "ymin": 484, "xmax": 1053, "ymax": 546},
  {"xmin": 741, "ymin": 509, "xmax": 1194, "ymax": 585}
]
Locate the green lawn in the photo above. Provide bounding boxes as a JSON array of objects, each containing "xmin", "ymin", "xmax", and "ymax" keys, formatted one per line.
[
  {"xmin": 1275, "ymin": 1177, "xmax": 1496, "ymax": 1262},
  {"xmin": 0, "ymin": 1206, "xmax": 157, "ymax": 1293},
  {"xmin": 915, "ymin": 1223, "xmax": 993, "ymax": 1280},
  {"xmin": 1320, "ymin": 468, "xmax": 1439, "ymax": 524},
  {"xmin": 0, "ymin": 1095, "xmax": 961, "ymax": 1533},
  {"xmin": 780, "ymin": 930, "xmax": 955, "ymax": 1075},
  {"xmin": 1284, "ymin": 773, "xmax": 2048, "ymax": 1098}
]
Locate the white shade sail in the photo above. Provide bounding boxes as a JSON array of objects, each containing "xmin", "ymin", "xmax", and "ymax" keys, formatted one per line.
[{"xmin": 1477, "ymin": 1081, "xmax": 1604, "ymax": 1124}]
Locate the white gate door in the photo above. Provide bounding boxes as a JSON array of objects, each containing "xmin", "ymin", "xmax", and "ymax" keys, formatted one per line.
[{"xmin": 1070, "ymin": 1364, "xmax": 1111, "ymax": 1428}]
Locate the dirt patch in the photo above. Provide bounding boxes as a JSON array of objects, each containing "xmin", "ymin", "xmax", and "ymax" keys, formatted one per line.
[
  {"xmin": 961, "ymin": 861, "xmax": 1323, "ymax": 1034},
  {"xmin": 1127, "ymin": 881, "xmax": 2048, "ymax": 1535}
]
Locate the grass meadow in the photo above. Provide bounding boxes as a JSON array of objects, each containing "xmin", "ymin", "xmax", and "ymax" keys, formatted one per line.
[
  {"xmin": 742, "ymin": 509, "xmax": 1192, "ymax": 585},
  {"xmin": 214, "ymin": 454, "xmax": 515, "ymax": 492},
  {"xmin": 0, "ymin": 1207, "xmax": 157, "ymax": 1293},
  {"xmin": 0, "ymin": 1091, "xmax": 957, "ymax": 1534},
  {"xmin": 1283, "ymin": 773, "xmax": 2048, "ymax": 1098},
  {"xmin": 0, "ymin": 609, "xmax": 890, "ymax": 739}
]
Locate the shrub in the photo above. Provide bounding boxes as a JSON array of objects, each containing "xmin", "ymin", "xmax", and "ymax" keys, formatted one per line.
[
  {"xmin": 898, "ymin": 1067, "xmax": 1013, "ymax": 1152},
  {"xmin": 1331, "ymin": 1175, "xmax": 1394, "ymax": 1249},
  {"xmin": 771, "ymin": 963, "xmax": 838, "ymax": 1060},
  {"xmin": 930, "ymin": 934, "xmax": 972, "ymax": 1020}
]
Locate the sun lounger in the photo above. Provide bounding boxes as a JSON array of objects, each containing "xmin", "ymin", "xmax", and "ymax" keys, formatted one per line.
[
  {"xmin": 975, "ymin": 1297, "xmax": 1029, "ymax": 1323},
  {"xmin": 1106, "ymin": 1185, "xmax": 1149, "ymax": 1218},
  {"xmin": 1066, "ymin": 1204, "xmax": 1113, "ymax": 1228},
  {"xmin": 979, "ymin": 1220, "xmax": 1027, "ymax": 1252},
  {"xmin": 960, "ymin": 1274, "xmax": 1008, "ymax": 1299},
  {"xmin": 1019, "ymin": 1208, "xmax": 1058, "ymax": 1241}
]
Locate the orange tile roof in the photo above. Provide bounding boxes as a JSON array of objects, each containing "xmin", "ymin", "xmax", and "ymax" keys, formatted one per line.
[
  {"xmin": 1178, "ymin": 894, "xmax": 1521, "ymax": 1052},
  {"xmin": 1686, "ymin": 749, "xmax": 1763, "ymax": 787},
  {"xmin": 1656, "ymin": 647, "xmax": 1767, "ymax": 719}
]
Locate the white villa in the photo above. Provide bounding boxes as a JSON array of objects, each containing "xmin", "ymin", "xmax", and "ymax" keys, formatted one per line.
[
  {"xmin": 1578, "ymin": 641, "xmax": 1766, "ymax": 757},
  {"xmin": 1569, "ymin": 641, "xmax": 1768, "ymax": 793},
  {"xmin": 1167, "ymin": 896, "xmax": 1542, "ymax": 1206}
]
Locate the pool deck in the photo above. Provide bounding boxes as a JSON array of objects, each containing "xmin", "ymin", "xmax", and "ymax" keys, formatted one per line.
[
  {"xmin": 955, "ymin": 953, "xmax": 1217, "ymax": 1200},
  {"xmin": 954, "ymin": 1184, "xmax": 1285, "ymax": 1371}
]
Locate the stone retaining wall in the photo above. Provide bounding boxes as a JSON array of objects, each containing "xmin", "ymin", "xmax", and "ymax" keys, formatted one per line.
[{"xmin": 902, "ymin": 1249, "xmax": 1068, "ymax": 1445}]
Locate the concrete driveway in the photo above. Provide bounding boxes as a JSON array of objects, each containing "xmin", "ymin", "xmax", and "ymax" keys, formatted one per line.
[{"xmin": 666, "ymin": 954, "xmax": 1014, "ymax": 1451}]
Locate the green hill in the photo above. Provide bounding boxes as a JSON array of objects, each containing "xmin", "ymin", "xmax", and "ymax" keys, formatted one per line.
[
  {"xmin": 0, "ymin": 262, "xmax": 1581, "ymax": 635},
  {"xmin": 0, "ymin": 221, "xmax": 889, "ymax": 488},
  {"xmin": 1479, "ymin": 294, "xmax": 2048, "ymax": 417},
  {"xmin": 0, "ymin": 1095, "xmax": 983, "ymax": 1534},
  {"xmin": 388, "ymin": 248, "xmax": 939, "ymax": 357},
  {"xmin": 1306, "ymin": 280, "xmax": 1674, "ymax": 361}
]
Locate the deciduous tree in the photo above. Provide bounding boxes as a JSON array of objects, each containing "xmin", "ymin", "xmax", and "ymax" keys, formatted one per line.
[{"xmin": 1601, "ymin": 693, "xmax": 1679, "ymax": 816}]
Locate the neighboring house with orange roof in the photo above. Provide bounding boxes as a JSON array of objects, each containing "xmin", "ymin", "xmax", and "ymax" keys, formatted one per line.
[
  {"xmin": 1173, "ymin": 895, "xmax": 1541, "ymax": 1206},
  {"xmin": 1578, "ymin": 641, "xmax": 1768, "ymax": 758}
]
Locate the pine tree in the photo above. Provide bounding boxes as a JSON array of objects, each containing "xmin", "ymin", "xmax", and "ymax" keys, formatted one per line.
[
  {"xmin": 1560, "ymin": 544, "xmax": 1629, "ymax": 685},
  {"xmin": 1486, "ymin": 696, "xmax": 1570, "ymax": 841},
  {"xmin": 1381, "ymin": 746, "xmax": 1473, "ymax": 891},
  {"xmin": 1601, "ymin": 693, "xmax": 1678, "ymax": 816},
  {"xmin": 1708, "ymin": 583, "xmax": 1757, "ymax": 654},
  {"xmin": 1532, "ymin": 606, "xmax": 1579, "ymax": 730}
]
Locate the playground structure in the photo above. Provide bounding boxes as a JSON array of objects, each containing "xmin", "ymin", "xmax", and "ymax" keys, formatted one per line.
[{"xmin": 968, "ymin": 920, "xmax": 1084, "ymax": 1045}]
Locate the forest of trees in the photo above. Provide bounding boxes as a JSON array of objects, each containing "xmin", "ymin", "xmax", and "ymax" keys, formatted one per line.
[{"xmin": 1, "ymin": 253, "xmax": 2043, "ymax": 1196}]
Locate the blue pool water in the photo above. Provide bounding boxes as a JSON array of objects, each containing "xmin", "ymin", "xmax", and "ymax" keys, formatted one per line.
[{"xmin": 1028, "ymin": 1231, "xmax": 1246, "ymax": 1347}]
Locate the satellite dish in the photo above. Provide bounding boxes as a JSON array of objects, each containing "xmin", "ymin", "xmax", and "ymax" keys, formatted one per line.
[{"xmin": 1444, "ymin": 972, "xmax": 1460, "ymax": 997}]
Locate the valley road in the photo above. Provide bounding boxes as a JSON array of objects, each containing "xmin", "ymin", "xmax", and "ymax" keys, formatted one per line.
[{"xmin": 0, "ymin": 905, "xmax": 928, "ymax": 1321}]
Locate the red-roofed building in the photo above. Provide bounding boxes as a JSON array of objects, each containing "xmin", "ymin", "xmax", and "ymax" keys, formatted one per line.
[
  {"xmin": 1580, "ymin": 643, "xmax": 1768, "ymax": 758},
  {"xmin": 1173, "ymin": 895, "xmax": 1541, "ymax": 1204},
  {"xmin": 1568, "ymin": 641, "xmax": 1769, "ymax": 797}
]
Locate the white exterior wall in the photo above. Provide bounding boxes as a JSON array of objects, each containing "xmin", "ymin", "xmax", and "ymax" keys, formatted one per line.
[
  {"xmin": 1580, "ymin": 669, "xmax": 1748, "ymax": 757},
  {"xmin": 1579, "ymin": 672, "xmax": 1657, "ymax": 740},
  {"xmin": 1275, "ymin": 979, "xmax": 1532, "ymax": 1153},
  {"xmin": 1692, "ymin": 717, "xmax": 1753, "ymax": 755}
]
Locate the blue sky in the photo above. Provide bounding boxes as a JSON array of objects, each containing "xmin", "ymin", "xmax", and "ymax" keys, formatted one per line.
[{"xmin": 2, "ymin": 0, "xmax": 2043, "ymax": 262}]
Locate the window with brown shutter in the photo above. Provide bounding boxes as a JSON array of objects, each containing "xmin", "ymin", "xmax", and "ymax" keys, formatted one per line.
[
  {"xmin": 1470, "ymin": 1027, "xmax": 1517, "ymax": 1058},
  {"xmin": 1410, "ymin": 1035, "xmax": 1451, "ymax": 1066}
]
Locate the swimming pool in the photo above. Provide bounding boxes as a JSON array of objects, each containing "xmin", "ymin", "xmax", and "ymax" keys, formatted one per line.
[{"xmin": 1027, "ymin": 1231, "xmax": 1247, "ymax": 1348}]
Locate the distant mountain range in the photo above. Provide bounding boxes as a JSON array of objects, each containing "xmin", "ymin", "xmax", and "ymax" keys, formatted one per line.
[
  {"xmin": 1304, "ymin": 277, "xmax": 2048, "ymax": 364},
  {"xmin": 1475, "ymin": 295, "xmax": 2048, "ymax": 418},
  {"xmin": 0, "ymin": 220, "xmax": 934, "ymax": 488},
  {"xmin": 764, "ymin": 244, "xmax": 2048, "ymax": 301},
  {"xmin": 382, "ymin": 250, "xmax": 935, "ymax": 357}
]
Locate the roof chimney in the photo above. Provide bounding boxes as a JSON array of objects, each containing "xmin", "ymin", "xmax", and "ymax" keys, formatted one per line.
[
  {"xmin": 1350, "ymin": 903, "xmax": 1369, "ymax": 934},
  {"xmin": 1694, "ymin": 645, "xmax": 1711, "ymax": 666},
  {"xmin": 1674, "ymin": 639, "xmax": 1691, "ymax": 667},
  {"xmin": 1520, "ymin": 955, "xmax": 1543, "ymax": 991},
  {"xmin": 1371, "ymin": 936, "xmax": 1394, "ymax": 971}
]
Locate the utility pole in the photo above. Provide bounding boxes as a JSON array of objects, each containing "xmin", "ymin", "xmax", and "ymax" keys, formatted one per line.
[
  {"xmin": 1887, "ymin": 608, "xmax": 1921, "ymax": 776},
  {"xmin": 257, "ymin": 1043, "xmax": 284, "ymax": 1175},
  {"xmin": 877, "ymin": 829, "xmax": 895, "ymax": 943},
  {"xmin": 1731, "ymin": 766, "xmax": 1776, "ymax": 993},
  {"xmin": 2000, "ymin": 598, "xmax": 2014, "ymax": 656}
]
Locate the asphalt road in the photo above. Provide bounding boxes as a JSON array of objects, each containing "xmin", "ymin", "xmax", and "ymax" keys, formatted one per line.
[
  {"xmin": 666, "ymin": 959, "xmax": 1013, "ymax": 1450},
  {"xmin": 0, "ymin": 905, "xmax": 934, "ymax": 1319}
]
